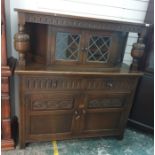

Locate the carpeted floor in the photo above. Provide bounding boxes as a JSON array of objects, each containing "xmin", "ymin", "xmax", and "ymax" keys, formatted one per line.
[{"xmin": 2, "ymin": 128, "xmax": 154, "ymax": 155}]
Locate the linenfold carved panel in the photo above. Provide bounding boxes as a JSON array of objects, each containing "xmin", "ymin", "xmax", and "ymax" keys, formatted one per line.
[
  {"xmin": 26, "ymin": 93, "xmax": 74, "ymax": 110},
  {"xmin": 24, "ymin": 77, "xmax": 83, "ymax": 90}
]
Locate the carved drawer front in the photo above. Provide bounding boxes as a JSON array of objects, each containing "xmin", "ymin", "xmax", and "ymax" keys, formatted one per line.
[
  {"xmin": 85, "ymin": 77, "xmax": 137, "ymax": 92},
  {"xmin": 87, "ymin": 93, "xmax": 129, "ymax": 109},
  {"xmin": 26, "ymin": 92, "xmax": 76, "ymax": 111},
  {"xmin": 24, "ymin": 76, "xmax": 84, "ymax": 90}
]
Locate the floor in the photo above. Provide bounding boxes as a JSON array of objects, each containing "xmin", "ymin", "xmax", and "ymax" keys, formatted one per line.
[{"xmin": 2, "ymin": 128, "xmax": 154, "ymax": 155}]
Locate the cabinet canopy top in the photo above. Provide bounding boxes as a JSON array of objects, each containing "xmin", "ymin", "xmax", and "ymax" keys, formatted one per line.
[{"xmin": 15, "ymin": 8, "xmax": 148, "ymax": 33}]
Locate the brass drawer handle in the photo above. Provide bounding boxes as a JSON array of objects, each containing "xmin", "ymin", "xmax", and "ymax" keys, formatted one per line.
[{"xmin": 106, "ymin": 81, "xmax": 113, "ymax": 88}]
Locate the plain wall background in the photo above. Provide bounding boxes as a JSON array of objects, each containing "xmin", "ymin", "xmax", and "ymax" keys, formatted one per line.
[{"xmin": 4, "ymin": 0, "xmax": 150, "ymax": 117}]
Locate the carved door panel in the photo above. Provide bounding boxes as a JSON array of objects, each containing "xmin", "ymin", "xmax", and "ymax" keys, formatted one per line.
[
  {"xmin": 25, "ymin": 91, "xmax": 80, "ymax": 140},
  {"xmin": 79, "ymin": 92, "xmax": 129, "ymax": 135}
]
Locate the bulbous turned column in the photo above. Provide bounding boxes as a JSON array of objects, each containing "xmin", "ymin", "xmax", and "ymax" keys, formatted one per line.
[
  {"xmin": 130, "ymin": 33, "xmax": 145, "ymax": 71},
  {"xmin": 14, "ymin": 24, "xmax": 30, "ymax": 66}
]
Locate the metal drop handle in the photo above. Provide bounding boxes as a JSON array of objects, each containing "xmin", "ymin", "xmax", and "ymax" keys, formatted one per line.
[{"xmin": 106, "ymin": 81, "xmax": 113, "ymax": 88}]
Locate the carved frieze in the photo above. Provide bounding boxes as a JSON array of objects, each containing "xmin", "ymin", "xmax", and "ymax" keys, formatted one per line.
[{"xmin": 24, "ymin": 13, "xmax": 146, "ymax": 33}]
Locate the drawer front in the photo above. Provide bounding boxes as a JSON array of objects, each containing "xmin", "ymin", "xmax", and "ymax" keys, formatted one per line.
[
  {"xmin": 23, "ymin": 76, "xmax": 137, "ymax": 92},
  {"xmin": 23, "ymin": 76, "xmax": 84, "ymax": 90},
  {"xmin": 84, "ymin": 77, "xmax": 137, "ymax": 92}
]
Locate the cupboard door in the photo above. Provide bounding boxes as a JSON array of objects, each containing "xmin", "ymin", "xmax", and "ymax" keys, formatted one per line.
[
  {"xmin": 52, "ymin": 27, "xmax": 85, "ymax": 65},
  {"xmin": 83, "ymin": 31, "xmax": 126, "ymax": 66},
  {"xmin": 25, "ymin": 92, "xmax": 79, "ymax": 140},
  {"xmin": 80, "ymin": 92, "xmax": 129, "ymax": 135}
]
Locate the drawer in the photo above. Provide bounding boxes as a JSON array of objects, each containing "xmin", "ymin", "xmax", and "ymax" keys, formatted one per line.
[
  {"xmin": 84, "ymin": 76, "xmax": 137, "ymax": 92},
  {"xmin": 23, "ymin": 76, "xmax": 137, "ymax": 92},
  {"xmin": 23, "ymin": 76, "xmax": 84, "ymax": 90}
]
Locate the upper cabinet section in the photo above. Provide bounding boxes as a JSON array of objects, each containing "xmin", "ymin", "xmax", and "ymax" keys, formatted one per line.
[
  {"xmin": 53, "ymin": 27, "xmax": 127, "ymax": 66},
  {"xmin": 14, "ymin": 9, "xmax": 148, "ymax": 70},
  {"xmin": 27, "ymin": 24, "xmax": 126, "ymax": 67}
]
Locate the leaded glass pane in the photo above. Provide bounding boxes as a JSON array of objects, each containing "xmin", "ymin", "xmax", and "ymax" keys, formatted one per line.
[
  {"xmin": 56, "ymin": 32, "xmax": 80, "ymax": 60},
  {"xmin": 87, "ymin": 36, "xmax": 112, "ymax": 63}
]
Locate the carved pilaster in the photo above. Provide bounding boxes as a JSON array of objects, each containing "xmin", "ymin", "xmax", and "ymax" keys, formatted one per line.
[
  {"xmin": 14, "ymin": 24, "xmax": 30, "ymax": 66},
  {"xmin": 130, "ymin": 31, "xmax": 146, "ymax": 71}
]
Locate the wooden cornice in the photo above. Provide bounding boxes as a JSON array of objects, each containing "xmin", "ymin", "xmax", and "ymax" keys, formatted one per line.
[{"xmin": 15, "ymin": 8, "xmax": 148, "ymax": 33}]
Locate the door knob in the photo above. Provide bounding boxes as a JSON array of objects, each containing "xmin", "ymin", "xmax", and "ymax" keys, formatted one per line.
[
  {"xmin": 82, "ymin": 109, "xmax": 86, "ymax": 114},
  {"xmin": 75, "ymin": 110, "xmax": 78, "ymax": 115},
  {"xmin": 75, "ymin": 115, "xmax": 80, "ymax": 120}
]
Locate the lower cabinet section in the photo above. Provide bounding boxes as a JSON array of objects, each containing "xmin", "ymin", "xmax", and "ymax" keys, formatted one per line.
[
  {"xmin": 22, "ymin": 90, "xmax": 131, "ymax": 146},
  {"xmin": 18, "ymin": 75, "xmax": 138, "ymax": 148},
  {"xmin": 80, "ymin": 92, "xmax": 129, "ymax": 134}
]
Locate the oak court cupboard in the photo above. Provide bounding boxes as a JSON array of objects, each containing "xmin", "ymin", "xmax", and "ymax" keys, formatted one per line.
[{"xmin": 14, "ymin": 9, "xmax": 147, "ymax": 148}]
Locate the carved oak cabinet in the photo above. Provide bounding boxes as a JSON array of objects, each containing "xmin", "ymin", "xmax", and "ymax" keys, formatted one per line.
[{"xmin": 14, "ymin": 9, "xmax": 147, "ymax": 148}]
